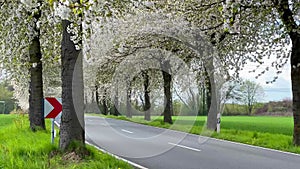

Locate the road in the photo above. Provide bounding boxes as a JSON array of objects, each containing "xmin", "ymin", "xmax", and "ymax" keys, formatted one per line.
[{"xmin": 85, "ymin": 116, "xmax": 300, "ymax": 169}]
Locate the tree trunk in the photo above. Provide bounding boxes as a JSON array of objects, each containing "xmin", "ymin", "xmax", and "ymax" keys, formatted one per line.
[
  {"xmin": 95, "ymin": 85, "xmax": 99, "ymax": 105},
  {"xmin": 95, "ymin": 84, "xmax": 101, "ymax": 114},
  {"xmin": 59, "ymin": 20, "xmax": 85, "ymax": 151},
  {"xmin": 161, "ymin": 60, "xmax": 173, "ymax": 124},
  {"xmin": 28, "ymin": 7, "xmax": 45, "ymax": 131},
  {"xmin": 291, "ymin": 34, "xmax": 300, "ymax": 145},
  {"xmin": 204, "ymin": 68, "xmax": 211, "ymax": 116},
  {"xmin": 206, "ymin": 31, "xmax": 225, "ymax": 131},
  {"xmin": 143, "ymin": 71, "xmax": 151, "ymax": 121},
  {"xmin": 112, "ymin": 88, "xmax": 119, "ymax": 116},
  {"xmin": 270, "ymin": 0, "xmax": 300, "ymax": 145},
  {"xmin": 102, "ymin": 88, "xmax": 108, "ymax": 115},
  {"xmin": 29, "ymin": 37, "xmax": 45, "ymax": 131},
  {"xmin": 248, "ymin": 102, "xmax": 252, "ymax": 115},
  {"xmin": 126, "ymin": 84, "xmax": 132, "ymax": 118},
  {"xmin": 206, "ymin": 58, "xmax": 218, "ymax": 131},
  {"xmin": 202, "ymin": 87, "xmax": 206, "ymax": 115}
]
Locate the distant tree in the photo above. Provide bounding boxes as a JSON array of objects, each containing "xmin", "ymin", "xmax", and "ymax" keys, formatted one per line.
[
  {"xmin": 282, "ymin": 98, "xmax": 293, "ymax": 111},
  {"xmin": 142, "ymin": 70, "xmax": 151, "ymax": 121},
  {"xmin": 0, "ymin": 81, "xmax": 15, "ymax": 114},
  {"xmin": 161, "ymin": 59, "xmax": 173, "ymax": 124},
  {"xmin": 235, "ymin": 80, "xmax": 265, "ymax": 115}
]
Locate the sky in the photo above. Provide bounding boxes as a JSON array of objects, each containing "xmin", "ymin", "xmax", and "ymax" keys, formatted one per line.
[{"xmin": 239, "ymin": 60, "xmax": 292, "ymax": 102}]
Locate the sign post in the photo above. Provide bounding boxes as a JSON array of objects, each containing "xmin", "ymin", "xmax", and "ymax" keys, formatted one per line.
[
  {"xmin": 217, "ymin": 113, "xmax": 221, "ymax": 133},
  {"xmin": 51, "ymin": 118, "xmax": 55, "ymax": 144},
  {"xmin": 44, "ymin": 97, "xmax": 62, "ymax": 144}
]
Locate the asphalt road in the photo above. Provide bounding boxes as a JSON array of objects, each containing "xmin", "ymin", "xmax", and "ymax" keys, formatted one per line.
[{"xmin": 85, "ymin": 116, "xmax": 300, "ymax": 169}]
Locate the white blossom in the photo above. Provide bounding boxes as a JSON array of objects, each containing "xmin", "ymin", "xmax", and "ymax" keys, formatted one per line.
[{"xmin": 53, "ymin": 2, "xmax": 71, "ymax": 20}]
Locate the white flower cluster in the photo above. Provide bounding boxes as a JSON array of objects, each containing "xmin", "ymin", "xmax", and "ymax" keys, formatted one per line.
[
  {"xmin": 20, "ymin": 0, "xmax": 34, "ymax": 8},
  {"xmin": 67, "ymin": 23, "xmax": 82, "ymax": 50},
  {"xmin": 90, "ymin": 10, "xmax": 213, "ymax": 64},
  {"xmin": 53, "ymin": 1, "xmax": 71, "ymax": 20},
  {"xmin": 11, "ymin": 77, "xmax": 30, "ymax": 111},
  {"xmin": 0, "ymin": 1, "xmax": 63, "ymax": 110}
]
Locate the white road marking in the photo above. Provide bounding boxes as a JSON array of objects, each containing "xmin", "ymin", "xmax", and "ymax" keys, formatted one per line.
[
  {"xmin": 56, "ymin": 119, "xmax": 148, "ymax": 169},
  {"xmin": 208, "ymin": 136, "xmax": 300, "ymax": 157},
  {"xmin": 87, "ymin": 116, "xmax": 300, "ymax": 157},
  {"xmin": 168, "ymin": 142, "xmax": 201, "ymax": 152},
  {"xmin": 121, "ymin": 129, "xmax": 134, "ymax": 134},
  {"xmin": 86, "ymin": 141, "xmax": 149, "ymax": 169}
]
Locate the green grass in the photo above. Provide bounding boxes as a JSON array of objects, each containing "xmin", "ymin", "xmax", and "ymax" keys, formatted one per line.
[
  {"xmin": 0, "ymin": 114, "xmax": 133, "ymax": 169},
  {"xmin": 94, "ymin": 114, "xmax": 300, "ymax": 154},
  {"xmin": 0, "ymin": 114, "xmax": 16, "ymax": 129},
  {"xmin": 218, "ymin": 116, "xmax": 293, "ymax": 135}
]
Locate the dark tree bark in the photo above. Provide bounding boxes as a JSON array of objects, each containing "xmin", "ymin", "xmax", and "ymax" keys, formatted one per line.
[
  {"xmin": 206, "ymin": 58, "xmax": 218, "ymax": 131},
  {"xmin": 202, "ymin": 87, "xmax": 207, "ymax": 116},
  {"xmin": 59, "ymin": 20, "xmax": 85, "ymax": 151},
  {"xmin": 102, "ymin": 88, "xmax": 108, "ymax": 115},
  {"xmin": 142, "ymin": 71, "xmax": 151, "ymax": 121},
  {"xmin": 112, "ymin": 87, "xmax": 119, "ymax": 116},
  {"xmin": 161, "ymin": 60, "xmax": 173, "ymax": 124},
  {"xmin": 95, "ymin": 84, "xmax": 100, "ymax": 114},
  {"xmin": 28, "ymin": 6, "xmax": 45, "ymax": 131},
  {"xmin": 126, "ymin": 83, "xmax": 132, "ymax": 118},
  {"xmin": 291, "ymin": 35, "xmax": 300, "ymax": 145},
  {"xmin": 102, "ymin": 99, "xmax": 108, "ymax": 115},
  {"xmin": 95, "ymin": 85, "xmax": 99, "ymax": 105},
  {"xmin": 204, "ymin": 67, "xmax": 211, "ymax": 115},
  {"xmin": 271, "ymin": 0, "xmax": 300, "ymax": 145}
]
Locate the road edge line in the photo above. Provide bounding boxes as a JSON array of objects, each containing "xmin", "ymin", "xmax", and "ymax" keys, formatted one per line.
[
  {"xmin": 92, "ymin": 116, "xmax": 300, "ymax": 157},
  {"xmin": 54, "ymin": 120, "xmax": 148, "ymax": 169},
  {"xmin": 178, "ymin": 127, "xmax": 300, "ymax": 157},
  {"xmin": 85, "ymin": 141, "xmax": 148, "ymax": 169},
  {"xmin": 204, "ymin": 136, "xmax": 300, "ymax": 157}
]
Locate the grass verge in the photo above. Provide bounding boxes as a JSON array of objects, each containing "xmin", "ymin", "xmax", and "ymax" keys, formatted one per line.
[
  {"xmin": 92, "ymin": 114, "xmax": 300, "ymax": 154},
  {"xmin": 0, "ymin": 114, "xmax": 133, "ymax": 169}
]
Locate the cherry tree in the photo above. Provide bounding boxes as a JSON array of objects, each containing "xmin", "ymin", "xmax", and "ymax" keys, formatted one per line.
[
  {"xmin": 51, "ymin": 0, "xmax": 143, "ymax": 150},
  {"xmin": 0, "ymin": 1, "xmax": 61, "ymax": 130},
  {"xmin": 86, "ymin": 0, "xmax": 232, "ymax": 129},
  {"xmin": 269, "ymin": 0, "xmax": 300, "ymax": 145},
  {"xmin": 172, "ymin": 0, "xmax": 300, "ymax": 144}
]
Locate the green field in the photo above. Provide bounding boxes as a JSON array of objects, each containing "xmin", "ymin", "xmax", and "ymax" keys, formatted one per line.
[
  {"xmin": 99, "ymin": 115, "xmax": 300, "ymax": 154},
  {"xmin": 0, "ymin": 114, "xmax": 133, "ymax": 169},
  {"xmin": 113, "ymin": 115, "xmax": 293, "ymax": 135}
]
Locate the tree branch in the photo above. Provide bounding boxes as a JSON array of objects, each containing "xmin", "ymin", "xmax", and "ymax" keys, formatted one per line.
[
  {"xmin": 240, "ymin": 4, "xmax": 274, "ymax": 9},
  {"xmin": 200, "ymin": 22, "xmax": 223, "ymax": 31},
  {"xmin": 195, "ymin": 0, "xmax": 226, "ymax": 8},
  {"xmin": 271, "ymin": 0, "xmax": 298, "ymax": 39}
]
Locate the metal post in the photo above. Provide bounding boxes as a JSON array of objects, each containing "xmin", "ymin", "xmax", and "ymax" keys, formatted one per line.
[{"xmin": 51, "ymin": 118, "xmax": 54, "ymax": 144}]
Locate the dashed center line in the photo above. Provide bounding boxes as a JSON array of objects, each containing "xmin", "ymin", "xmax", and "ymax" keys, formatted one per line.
[
  {"xmin": 168, "ymin": 142, "xmax": 201, "ymax": 152},
  {"xmin": 121, "ymin": 129, "xmax": 134, "ymax": 134}
]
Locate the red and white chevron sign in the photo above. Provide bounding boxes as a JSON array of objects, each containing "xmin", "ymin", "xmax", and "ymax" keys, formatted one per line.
[{"xmin": 44, "ymin": 97, "xmax": 62, "ymax": 119}]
